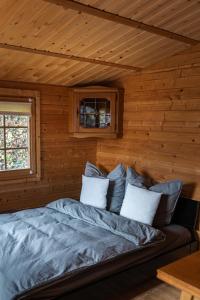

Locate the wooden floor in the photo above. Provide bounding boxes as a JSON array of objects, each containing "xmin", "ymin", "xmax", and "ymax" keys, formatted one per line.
[{"xmin": 58, "ymin": 277, "xmax": 180, "ymax": 300}]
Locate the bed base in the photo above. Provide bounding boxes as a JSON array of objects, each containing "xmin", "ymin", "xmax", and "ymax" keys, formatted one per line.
[{"xmin": 18, "ymin": 239, "xmax": 198, "ymax": 300}]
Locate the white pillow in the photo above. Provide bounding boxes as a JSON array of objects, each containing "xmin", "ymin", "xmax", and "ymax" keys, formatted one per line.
[
  {"xmin": 120, "ymin": 184, "xmax": 162, "ymax": 225},
  {"xmin": 80, "ymin": 175, "xmax": 109, "ymax": 209}
]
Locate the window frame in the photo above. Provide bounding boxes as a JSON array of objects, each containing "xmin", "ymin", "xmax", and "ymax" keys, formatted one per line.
[{"xmin": 0, "ymin": 88, "xmax": 40, "ymax": 184}]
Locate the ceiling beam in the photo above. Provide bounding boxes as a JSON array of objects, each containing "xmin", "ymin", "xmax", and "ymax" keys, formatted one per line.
[
  {"xmin": 0, "ymin": 43, "xmax": 141, "ymax": 71},
  {"xmin": 44, "ymin": 0, "xmax": 199, "ymax": 46}
]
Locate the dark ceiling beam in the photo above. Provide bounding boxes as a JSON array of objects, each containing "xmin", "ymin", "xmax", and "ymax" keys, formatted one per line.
[
  {"xmin": 0, "ymin": 43, "xmax": 141, "ymax": 71},
  {"xmin": 44, "ymin": 0, "xmax": 199, "ymax": 46}
]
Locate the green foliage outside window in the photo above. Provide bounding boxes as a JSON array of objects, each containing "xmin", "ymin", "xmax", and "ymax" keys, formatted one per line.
[{"xmin": 0, "ymin": 114, "xmax": 30, "ymax": 171}]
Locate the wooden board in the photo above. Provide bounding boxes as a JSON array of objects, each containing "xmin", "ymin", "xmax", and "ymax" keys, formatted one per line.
[
  {"xmin": 97, "ymin": 43, "xmax": 200, "ymax": 201},
  {"xmin": 1, "ymin": 0, "xmax": 200, "ymax": 85},
  {"xmin": 157, "ymin": 251, "xmax": 200, "ymax": 299}
]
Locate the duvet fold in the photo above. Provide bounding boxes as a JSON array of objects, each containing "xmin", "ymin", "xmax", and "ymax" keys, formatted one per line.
[
  {"xmin": 47, "ymin": 198, "xmax": 165, "ymax": 246},
  {"xmin": 0, "ymin": 198, "xmax": 165, "ymax": 300}
]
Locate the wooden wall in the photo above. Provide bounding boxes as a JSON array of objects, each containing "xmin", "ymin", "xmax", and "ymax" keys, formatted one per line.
[
  {"xmin": 0, "ymin": 81, "xmax": 96, "ymax": 212},
  {"xmin": 1, "ymin": 43, "xmax": 200, "ymax": 212},
  {"xmin": 97, "ymin": 44, "xmax": 200, "ymax": 200}
]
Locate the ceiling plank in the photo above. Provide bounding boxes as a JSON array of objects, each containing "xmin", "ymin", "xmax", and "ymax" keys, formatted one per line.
[
  {"xmin": 0, "ymin": 43, "xmax": 141, "ymax": 71},
  {"xmin": 44, "ymin": 0, "xmax": 199, "ymax": 46}
]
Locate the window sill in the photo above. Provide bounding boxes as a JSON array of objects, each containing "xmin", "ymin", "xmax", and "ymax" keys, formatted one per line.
[{"xmin": 0, "ymin": 171, "xmax": 41, "ymax": 185}]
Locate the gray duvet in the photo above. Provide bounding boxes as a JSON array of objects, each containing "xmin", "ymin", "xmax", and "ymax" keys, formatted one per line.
[{"xmin": 0, "ymin": 198, "xmax": 165, "ymax": 300}]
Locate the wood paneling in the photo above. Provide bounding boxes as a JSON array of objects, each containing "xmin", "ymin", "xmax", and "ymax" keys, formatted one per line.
[
  {"xmin": 97, "ymin": 44, "xmax": 200, "ymax": 200},
  {"xmin": 45, "ymin": 0, "xmax": 198, "ymax": 45},
  {"xmin": 0, "ymin": 42, "xmax": 140, "ymax": 71},
  {"xmin": 0, "ymin": 80, "xmax": 96, "ymax": 212},
  {"xmin": 1, "ymin": 0, "xmax": 200, "ymax": 85}
]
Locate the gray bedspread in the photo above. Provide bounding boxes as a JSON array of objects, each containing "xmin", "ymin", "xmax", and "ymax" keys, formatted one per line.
[{"xmin": 0, "ymin": 198, "xmax": 165, "ymax": 300}]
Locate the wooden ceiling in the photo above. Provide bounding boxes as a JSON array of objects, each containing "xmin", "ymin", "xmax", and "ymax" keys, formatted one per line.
[{"xmin": 0, "ymin": 0, "xmax": 199, "ymax": 86}]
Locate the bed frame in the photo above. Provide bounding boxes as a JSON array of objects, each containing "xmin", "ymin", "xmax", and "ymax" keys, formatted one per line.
[{"xmin": 18, "ymin": 197, "xmax": 199, "ymax": 300}]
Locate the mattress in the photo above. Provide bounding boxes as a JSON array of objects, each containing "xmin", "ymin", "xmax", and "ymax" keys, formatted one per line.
[{"xmin": 18, "ymin": 224, "xmax": 192, "ymax": 300}]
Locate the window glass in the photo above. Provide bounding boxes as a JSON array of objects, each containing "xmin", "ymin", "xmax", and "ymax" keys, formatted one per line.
[
  {"xmin": 0, "ymin": 150, "xmax": 5, "ymax": 170},
  {"xmin": 80, "ymin": 98, "xmax": 111, "ymax": 128},
  {"xmin": 0, "ymin": 115, "xmax": 3, "ymax": 126},
  {"xmin": 6, "ymin": 149, "xmax": 29, "ymax": 170},
  {"xmin": 6, "ymin": 128, "xmax": 29, "ymax": 148},
  {"xmin": 0, "ymin": 113, "xmax": 30, "ymax": 171},
  {"xmin": 0, "ymin": 128, "xmax": 4, "ymax": 148},
  {"xmin": 5, "ymin": 115, "xmax": 29, "ymax": 127}
]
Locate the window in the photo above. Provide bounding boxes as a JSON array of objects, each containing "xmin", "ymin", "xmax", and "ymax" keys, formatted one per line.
[
  {"xmin": 0, "ymin": 88, "xmax": 40, "ymax": 183},
  {"xmin": 80, "ymin": 98, "xmax": 111, "ymax": 128}
]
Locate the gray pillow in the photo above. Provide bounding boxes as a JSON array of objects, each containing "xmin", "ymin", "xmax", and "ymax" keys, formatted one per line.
[
  {"xmin": 126, "ymin": 167, "xmax": 182, "ymax": 227},
  {"xmin": 85, "ymin": 162, "xmax": 126, "ymax": 213},
  {"xmin": 126, "ymin": 166, "xmax": 146, "ymax": 188},
  {"xmin": 150, "ymin": 180, "xmax": 182, "ymax": 227},
  {"xmin": 85, "ymin": 161, "xmax": 106, "ymax": 178}
]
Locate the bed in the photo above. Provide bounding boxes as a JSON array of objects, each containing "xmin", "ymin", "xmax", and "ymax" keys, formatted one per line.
[{"xmin": 0, "ymin": 197, "xmax": 198, "ymax": 300}]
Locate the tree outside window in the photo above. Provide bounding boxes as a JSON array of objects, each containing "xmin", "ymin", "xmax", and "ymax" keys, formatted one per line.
[{"xmin": 0, "ymin": 88, "xmax": 40, "ymax": 183}]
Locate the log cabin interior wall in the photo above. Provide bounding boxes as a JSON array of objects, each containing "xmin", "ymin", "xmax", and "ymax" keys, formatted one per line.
[
  {"xmin": 0, "ymin": 80, "xmax": 97, "ymax": 212},
  {"xmin": 97, "ymin": 44, "xmax": 200, "ymax": 200},
  {"xmin": 0, "ymin": 0, "xmax": 200, "ymax": 212}
]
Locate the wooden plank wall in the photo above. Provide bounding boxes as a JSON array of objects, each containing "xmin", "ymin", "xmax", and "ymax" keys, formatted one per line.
[
  {"xmin": 97, "ymin": 44, "xmax": 200, "ymax": 200},
  {"xmin": 0, "ymin": 80, "xmax": 96, "ymax": 212}
]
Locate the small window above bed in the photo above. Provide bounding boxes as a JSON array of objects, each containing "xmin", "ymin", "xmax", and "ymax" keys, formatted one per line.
[
  {"xmin": 69, "ymin": 86, "xmax": 122, "ymax": 138},
  {"xmin": 80, "ymin": 98, "xmax": 111, "ymax": 129},
  {"xmin": 0, "ymin": 88, "xmax": 40, "ymax": 183}
]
